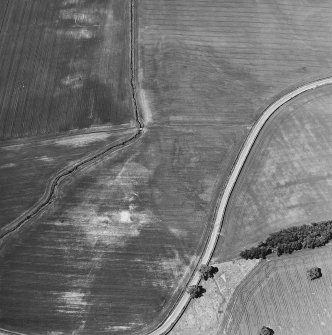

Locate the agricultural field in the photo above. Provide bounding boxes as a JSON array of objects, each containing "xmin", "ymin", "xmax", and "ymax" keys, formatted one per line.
[
  {"xmin": 0, "ymin": 0, "xmax": 134, "ymax": 139},
  {"xmin": 170, "ymin": 259, "xmax": 259, "ymax": 335},
  {"xmin": 0, "ymin": 124, "xmax": 244, "ymax": 334},
  {"xmin": 170, "ymin": 84, "xmax": 332, "ymax": 335},
  {"xmin": 138, "ymin": 0, "xmax": 332, "ymax": 127},
  {"xmin": 215, "ymin": 84, "xmax": 332, "ymax": 261},
  {"xmin": 0, "ymin": 127, "xmax": 135, "ymax": 228},
  {"xmin": 1, "ymin": 0, "xmax": 332, "ymax": 334},
  {"xmin": 221, "ymin": 246, "xmax": 332, "ymax": 335}
]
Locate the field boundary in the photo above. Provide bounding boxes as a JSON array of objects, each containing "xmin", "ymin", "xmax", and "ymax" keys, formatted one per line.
[
  {"xmin": 2, "ymin": 1, "xmax": 332, "ymax": 334},
  {"xmin": 144, "ymin": 77, "xmax": 332, "ymax": 335},
  {"xmin": 0, "ymin": 0, "xmax": 144, "ymax": 247}
]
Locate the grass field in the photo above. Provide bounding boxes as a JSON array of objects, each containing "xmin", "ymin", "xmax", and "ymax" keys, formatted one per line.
[
  {"xmin": 0, "ymin": 128, "xmax": 134, "ymax": 228},
  {"xmin": 2, "ymin": 0, "xmax": 332, "ymax": 334},
  {"xmin": 221, "ymin": 246, "xmax": 332, "ymax": 335},
  {"xmin": 214, "ymin": 84, "xmax": 332, "ymax": 261},
  {"xmin": 0, "ymin": 0, "xmax": 134, "ymax": 139}
]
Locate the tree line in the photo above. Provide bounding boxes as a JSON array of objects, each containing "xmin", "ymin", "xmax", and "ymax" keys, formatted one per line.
[{"xmin": 240, "ymin": 220, "xmax": 332, "ymax": 260}]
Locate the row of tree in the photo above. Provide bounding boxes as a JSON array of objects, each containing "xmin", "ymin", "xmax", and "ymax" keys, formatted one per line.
[{"xmin": 240, "ymin": 220, "xmax": 332, "ymax": 260}]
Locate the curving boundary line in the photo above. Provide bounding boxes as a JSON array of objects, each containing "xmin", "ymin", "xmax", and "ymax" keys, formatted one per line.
[{"xmin": 146, "ymin": 77, "xmax": 332, "ymax": 335}]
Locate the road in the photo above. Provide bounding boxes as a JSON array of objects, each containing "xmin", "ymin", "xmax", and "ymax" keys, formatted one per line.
[
  {"xmin": 1, "ymin": 0, "xmax": 332, "ymax": 333},
  {"xmin": 146, "ymin": 76, "xmax": 332, "ymax": 335}
]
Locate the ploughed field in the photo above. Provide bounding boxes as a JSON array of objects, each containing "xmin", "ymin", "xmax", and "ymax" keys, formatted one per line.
[
  {"xmin": 221, "ymin": 246, "xmax": 332, "ymax": 335},
  {"xmin": 0, "ymin": 0, "xmax": 134, "ymax": 139},
  {"xmin": 2, "ymin": 0, "xmax": 332, "ymax": 334}
]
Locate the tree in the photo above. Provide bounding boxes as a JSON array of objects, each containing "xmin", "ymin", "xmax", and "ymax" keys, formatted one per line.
[
  {"xmin": 240, "ymin": 249, "xmax": 253, "ymax": 260},
  {"xmin": 259, "ymin": 326, "xmax": 274, "ymax": 335},
  {"xmin": 240, "ymin": 220, "xmax": 332, "ymax": 260},
  {"xmin": 259, "ymin": 247, "xmax": 272, "ymax": 259},
  {"xmin": 277, "ymin": 245, "xmax": 284, "ymax": 256},
  {"xmin": 199, "ymin": 264, "xmax": 218, "ymax": 280},
  {"xmin": 307, "ymin": 267, "xmax": 322, "ymax": 280},
  {"xmin": 186, "ymin": 285, "xmax": 205, "ymax": 299}
]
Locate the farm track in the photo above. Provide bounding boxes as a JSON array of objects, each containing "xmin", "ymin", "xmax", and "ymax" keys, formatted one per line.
[
  {"xmin": 0, "ymin": 0, "xmax": 143, "ymax": 244},
  {"xmin": 144, "ymin": 77, "xmax": 332, "ymax": 335}
]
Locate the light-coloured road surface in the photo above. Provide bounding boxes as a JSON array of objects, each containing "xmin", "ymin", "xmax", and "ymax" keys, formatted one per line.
[{"xmin": 146, "ymin": 76, "xmax": 332, "ymax": 335}]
